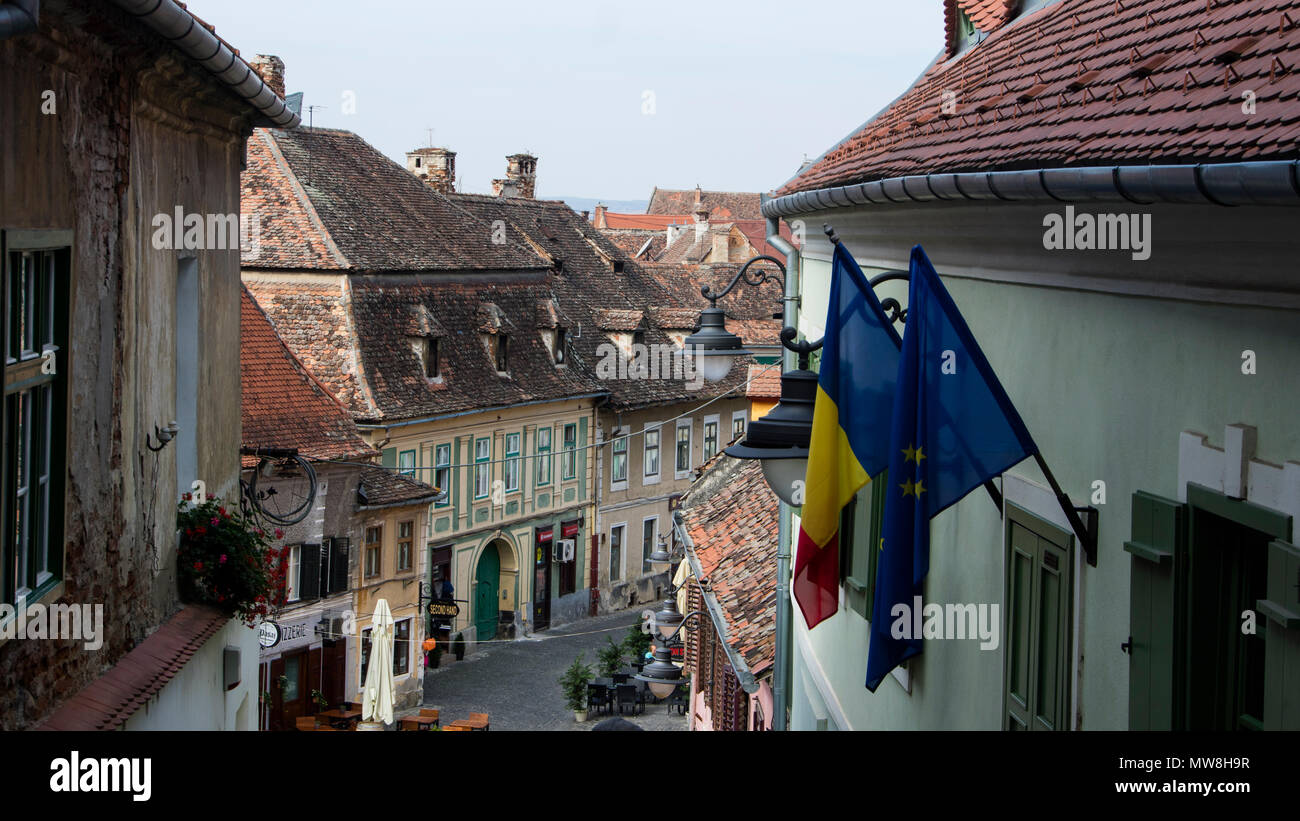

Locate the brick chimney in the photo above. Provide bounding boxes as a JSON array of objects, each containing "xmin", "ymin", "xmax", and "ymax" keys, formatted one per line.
[
  {"xmin": 593, "ymin": 203, "xmax": 608, "ymax": 229},
  {"xmin": 493, "ymin": 153, "xmax": 537, "ymax": 199},
  {"xmin": 692, "ymin": 185, "xmax": 709, "ymax": 241},
  {"xmin": 249, "ymin": 55, "xmax": 286, "ymax": 99},
  {"xmin": 406, "ymin": 147, "xmax": 457, "ymax": 194}
]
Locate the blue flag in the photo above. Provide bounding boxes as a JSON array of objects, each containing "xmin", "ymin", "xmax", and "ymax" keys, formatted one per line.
[{"xmin": 865, "ymin": 246, "xmax": 1038, "ymax": 691}]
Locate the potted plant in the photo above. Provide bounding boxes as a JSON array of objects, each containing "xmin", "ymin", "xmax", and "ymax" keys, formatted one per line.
[
  {"xmin": 559, "ymin": 653, "xmax": 593, "ymax": 722},
  {"xmin": 176, "ymin": 494, "xmax": 287, "ymax": 626},
  {"xmin": 310, "ymin": 689, "xmax": 328, "ymax": 712},
  {"xmin": 452, "ymin": 632, "xmax": 466, "ymax": 661},
  {"xmin": 597, "ymin": 636, "xmax": 625, "ymax": 679},
  {"xmin": 623, "ymin": 623, "xmax": 652, "ymax": 665}
]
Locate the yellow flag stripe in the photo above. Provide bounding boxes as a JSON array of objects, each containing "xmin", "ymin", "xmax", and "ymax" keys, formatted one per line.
[{"xmin": 800, "ymin": 384, "xmax": 869, "ymax": 548}]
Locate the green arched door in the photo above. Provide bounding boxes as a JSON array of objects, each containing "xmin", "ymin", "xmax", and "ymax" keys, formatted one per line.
[{"xmin": 474, "ymin": 545, "xmax": 500, "ymax": 641}]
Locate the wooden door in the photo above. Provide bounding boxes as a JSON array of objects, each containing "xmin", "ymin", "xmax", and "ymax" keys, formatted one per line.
[{"xmin": 475, "ymin": 546, "xmax": 500, "ymax": 640}]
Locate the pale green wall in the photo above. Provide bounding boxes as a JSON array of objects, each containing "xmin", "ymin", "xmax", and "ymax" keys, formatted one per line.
[{"xmin": 792, "ymin": 246, "xmax": 1300, "ymax": 730}]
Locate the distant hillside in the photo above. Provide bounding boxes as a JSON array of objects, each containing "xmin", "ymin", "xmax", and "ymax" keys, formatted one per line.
[{"xmin": 552, "ymin": 196, "xmax": 649, "ymax": 218}]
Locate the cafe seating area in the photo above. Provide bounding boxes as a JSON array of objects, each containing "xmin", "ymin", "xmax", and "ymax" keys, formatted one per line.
[{"xmin": 587, "ymin": 671, "xmax": 690, "ymax": 718}]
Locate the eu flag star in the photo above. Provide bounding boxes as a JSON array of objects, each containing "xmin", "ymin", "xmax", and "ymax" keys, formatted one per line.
[
  {"xmin": 913, "ymin": 480, "xmax": 926, "ymax": 497},
  {"xmin": 902, "ymin": 444, "xmax": 926, "ymax": 464},
  {"xmin": 900, "ymin": 479, "xmax": 916, "ymax": 497}
]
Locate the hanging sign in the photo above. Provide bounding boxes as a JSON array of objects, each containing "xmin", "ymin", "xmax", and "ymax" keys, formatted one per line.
[
  {"xmin": 257, "ymin": 621, "xmax": 281, "ymax": 649},
  {"xmin": 561, "ymin": 521, "xmax": 580, "ymax": 539},
  {"xmin": 427, "ymin": 601, "xmax": 461, "ymax": 618}
]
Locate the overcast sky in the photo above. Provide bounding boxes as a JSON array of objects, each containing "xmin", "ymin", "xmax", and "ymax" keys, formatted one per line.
[{"xmin": 192, "ymin": 1, "xmax": 943, "ymax": 200}]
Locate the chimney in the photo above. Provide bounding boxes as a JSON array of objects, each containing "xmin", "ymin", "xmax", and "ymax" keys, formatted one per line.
[
  {"xmin": 692, "ymin": 185, "xmax": 709, "ymax": 241},
  {"xmin": 406, "ymin": 147, "xmax": 456, "ymax": 194},
  {"xmin": 249, "ymin": 55, "xmax": 286, "ymax": 99},
  {"xmin": 493, "ymin": 153, "xmax": 537, "ymax": 199},
  {"xmin": 711, "ymin": 232, "xmax": 730, "ymax": 263},
  {"xmin": 593, "ymin": 203, "xmax": 608, "ymax": 229}
]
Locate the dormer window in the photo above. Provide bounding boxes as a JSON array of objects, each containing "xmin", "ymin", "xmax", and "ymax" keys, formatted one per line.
[
  {"xmin": 495, "ymin": 334, "xmax": 509, "ymax": 373},
  {"xmin": 632, "ymin": 328, "xmax": 646, "ymax": 348},
  {"xmin": 554, "ymin": 327, "xmax": 567, "ymax": 364},
  {"xmin": 424, "ymin": 337, "xmax": 440, "ymax": 379},
  {"xmin": 613, "ymin": 260, "xmax": 625, "ymax": 273}
]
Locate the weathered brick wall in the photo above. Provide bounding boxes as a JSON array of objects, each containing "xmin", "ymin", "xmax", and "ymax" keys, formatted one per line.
[{"xmin": 0, "ymin": 1, "xmax": 251, "ymax": 729}]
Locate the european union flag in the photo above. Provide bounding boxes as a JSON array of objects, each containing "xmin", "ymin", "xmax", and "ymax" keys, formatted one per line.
[{"xmin": 865, "ymin": 246, "xmax": 1038, "ymax": 691}]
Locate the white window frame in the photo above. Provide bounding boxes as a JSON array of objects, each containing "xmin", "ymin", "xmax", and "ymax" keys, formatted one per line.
[
  {"xmin": 535, "ymin": 427, "xmax": 552, "ymax": 487},
  {"xmin": 674, "ymin": 419, "xmax": 693, "ymax": 479},
  {"xmin": 640, "ymin": 515, "xmax": 658, "ymax": 576},
  {"xmin": 610, "ymin": 432, "xmax": 628, "ymax": 490},
  {"xmin": 642, "ymin": 422, "xmax": 662, "ymax": 486},
  {"xmin": 474, "ymin": 437, "xmax": 491, "ymax": 499},
  {"xmin": 398, "ymin": 449, "xmax": 416, "ymax": 477},
  {"xmin": 609, "ymin": 522, "xmax": 627, "ymax": 583},
  {"xmin": 562, "ymin": 423, "xmax": 577, "ymax": 480},
  {"xmin": 286, "ymin": 544, "xmax": 301, "ymax": 603},
  {"xmin": 434, "ymin": 443, "xmax": 451, "ymax": 507},
  {"xmin": 504, "ymin": 432, "xmax": 521, "ymax": 493},
  {"xmin": 703, "ymin": 413, "xmax": 720, "ymax": 462},
  {"xmin": 731, "ymin": 410, "xmax": 748, "ymax": 444}
]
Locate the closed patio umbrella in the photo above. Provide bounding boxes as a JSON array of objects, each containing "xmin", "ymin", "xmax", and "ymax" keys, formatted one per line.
[{"xmin": 359, "ymin": 598, "xmax": 395, "ymax": 729}]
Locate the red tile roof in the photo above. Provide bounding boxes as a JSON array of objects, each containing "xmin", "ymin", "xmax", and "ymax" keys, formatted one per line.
[
  {"xmin": 642, "ymin": 262, "xmax": 783, "ymax": 347},
  {"xmin": 38, "ymin": 606, "xmax": 229, "ymax": 731},
  {"xmin": 681, "ymin": 458, "xmax": 778, "ymax": 672},
  {"xmin": 780, "ymin": 0, "xmax": 1300, "ymax": 196},
  {"xmin": 241, "ymin": 287, "xmax": 376, "ymax": 466},
  {"xmin": 357, "ymin": 465, "xmax": 440, "ymax": 509},
  {"xmin": 648, "ymin": 189, "xmax": 764, "ymax": 219},
  {"xmin": 746, "ymin": 364, "xmax": 782, "ymax": 400},
  {"xmin": 600, "ymin": 212, "xmax": 692, "ymax": 229}
]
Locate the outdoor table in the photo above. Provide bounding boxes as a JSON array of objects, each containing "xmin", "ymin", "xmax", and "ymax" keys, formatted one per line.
[
  {"xmin": 318, "ymin": 708, "xmax": 362, "ymax": 730},
  {"xmin": 451, "ymin": 717, "xmax": 489, "ymax": 731},
  {"xmin": 398, "ymin": 715, "xmax": 439, "ymax": 731}
]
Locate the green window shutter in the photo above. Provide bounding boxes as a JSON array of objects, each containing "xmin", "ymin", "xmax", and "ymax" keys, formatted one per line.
[
  {"xmin": 381, "ymin": 447, "xmax": 397, "ymax": 468},
  {"xmin": 1005, "ymin": 520, "xmax": 1036, "ymax": 730},
  {"xmin": 1123, "ymin": 491, "xmax": 1186, "ymax": 730},
  {"xmin": 1259, "ymin": 539, "xmax": 1300, "ymax": 730},
  {"xmin": 843, "ymin": 472, "xmax": 884, "ymax": 620}
]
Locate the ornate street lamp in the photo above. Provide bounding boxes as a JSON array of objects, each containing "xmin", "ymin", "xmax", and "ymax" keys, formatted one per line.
[{"xmin": 635, "ymin": 592, "xmax": 703, "ymax": 699}]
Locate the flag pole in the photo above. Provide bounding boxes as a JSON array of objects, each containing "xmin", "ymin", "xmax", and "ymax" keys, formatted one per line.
[{"xmin": 1032, "ymin": 452, "xmax": 1098, "ymax": 566}]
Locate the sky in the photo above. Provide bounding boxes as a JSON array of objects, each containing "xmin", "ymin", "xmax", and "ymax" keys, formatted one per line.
[{"xmin": 191, "ymin": 1, "xmax": 943, "ymax": 201}]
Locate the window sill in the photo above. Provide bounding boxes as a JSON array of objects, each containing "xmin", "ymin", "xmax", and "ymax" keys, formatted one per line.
[
  {"xmin": 0, "ymin": 581, "xmax": 67, "ymax": 652},
  {"xmin": 610, "ymin": 481, "xmax": 628, "ymax": 492},
  {"xmin": 643, "ymin": 475, "xmax": 661, "ymax": 487}
]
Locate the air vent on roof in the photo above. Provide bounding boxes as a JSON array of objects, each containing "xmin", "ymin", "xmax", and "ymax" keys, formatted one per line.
[
  {"xmin": 1131, "ymin": 53, "xmax": 1171, "ymax": 78},
  {"xmin": 1017, "ymin": 83, "xmax": 1049, "ymax": 103},
  {"xmin": 1216, "ymin": 35, "xmax": 1261, "ymax": 63},
  {"xmin": 1066, "ymin": 70, "xmax": 1101, "ymax": 91}
]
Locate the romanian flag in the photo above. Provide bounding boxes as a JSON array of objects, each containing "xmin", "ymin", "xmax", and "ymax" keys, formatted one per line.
[{"xmin": 794, "ymin": 243, "xmax": 903, "ymax": 628}]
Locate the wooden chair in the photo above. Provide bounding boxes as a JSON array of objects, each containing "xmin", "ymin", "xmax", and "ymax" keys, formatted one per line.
[
  {"xmin": 419, "ymin": 708, "xmax": 440, "ymax": 724},
  {"xmin": 295, "ymin": 716, "xmax": 318, "ymax": 731},
  {"xmin": 442, "ymin": 724, "xmax": 471, "ymax": 731},
  {"xmin": 468, "ymin": 712, "xmax": 490, "ymax": 731}
]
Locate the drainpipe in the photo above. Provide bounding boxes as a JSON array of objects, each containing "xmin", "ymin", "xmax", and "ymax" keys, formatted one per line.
[
  {"xmin": 765, "ymin": 213, "xmax": 799, "ymax": 731},
  {"xmin": 0, "ymin": 0, "xmax": 38, "ymax": 40}
]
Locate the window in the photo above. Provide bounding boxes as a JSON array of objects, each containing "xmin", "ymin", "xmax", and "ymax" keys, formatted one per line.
[
  {"xmin": 364, "ymin": 526, "xmax": 382, "ymax": 578},
  {"xmin": 3, "ymin": 244, "xmax": 68, "ymax": 607},
  {"xmin": 504, "ymin": 433, "xmax": 521, "ymax": 493},
  {"xmin": 675, "ymin": 421, "xmax": 692, "ymax": 476},
  {"xmin": 286, "ymin": 545, "xmax": 301, "ymax": 603},
  {"xmin": 434, "ymin": 444, "xmax": 451, "ymax": 507},
  {"xmin": 562, "ymin": 423, "xmax": 577, "ymax": 480},
  {"xmin": 554, "ymin": 328, "xmax": 566, "ymax": 364},
  {"xmin": 840, "ymin": 472, "xmax": 885, "ymax": 620},
  {"xmin": 731, "ymin": 411, "xmax": 747, "ymax": 443},
  {"xmin": 703, "ymin": 415, "xmax": 719, "ymax": 462},
  {"xmin": 641, "ymin": 517, "xmax": 658, "ymax": 574},
  {"xmin": 397, "ymin": 521, "xmax": 413, "ymax": 572},
  {"xmin": 495, "ymin": 334, "xmax": 509, "ymax": 372},
  {"xmin": 322, "ymin": 537, "xmax": 349, "ymax": 596},
  {"xmin": 424, "ymin": 337, "xmax": 440, "ymax": 379},
  {"xmin": 611, "ymin": 434, "xmax": 627, "ymax": 486},
  {"xmin": 398, "ymin": 450, "xmax": 416, "ymax": 477},
  {"xmin": 535, "ymin": 427, "xmax": 552, "ymax": 486},
  {"xmin": 643, "ymin": 425, "xmax": 661, "ymax": 481},
  {"xmin": 474, "ymin": 438, "xmax": 490, "ymax": 498},
  {"xmin": 609, "ymin": 524, "xmax": 625, "ymax": 582},
  {"xmin": 394, "ymin": 619, "xmax": 411, "ymax": 676},
  {"xmin": 282, "ymin": 654, "xmax": 301, "ymax": 702},
  {"xmin": 1003, "ymin": 504, "xmax": 1072, "ymax": 731}
]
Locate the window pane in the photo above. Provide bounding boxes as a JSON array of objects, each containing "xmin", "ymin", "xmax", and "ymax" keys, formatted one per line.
[
  {"xmin": 676, "ymin": 425, "xmax": 690, "ymax": 471},
  {"xmin": 644, "ymin": 428, "xmax": 659, "ymax": 476},
  {"xmin": 610, "ymin": 526, "xmax": 623, "ymax": 582},
  {"xmin": 642, "ymin": 518, "xmax": 656, "ymax": 567}
]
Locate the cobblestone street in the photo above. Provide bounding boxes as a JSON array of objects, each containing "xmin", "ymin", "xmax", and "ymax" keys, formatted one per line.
[{"xmin": 417, "ymin": 610, "xmax": 688, "ymax": 731}]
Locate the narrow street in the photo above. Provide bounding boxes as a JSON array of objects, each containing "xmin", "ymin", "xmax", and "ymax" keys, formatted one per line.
[{"xmin": 419, "ymin": 610, "xmax": 687, "ymax": 731}]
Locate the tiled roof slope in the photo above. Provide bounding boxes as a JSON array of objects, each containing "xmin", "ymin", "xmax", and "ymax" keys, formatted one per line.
[
  {"xmin": 681, "ymin": 458, "xmax": 778, "ymax": 673},
  {"xmin": 241, "ymin": 287, "xmax": 376, "ymax": 466},
  {"xmin": 247, "ymin": 128, "xmax": 547, "ymax": 272},
  {"xmin": 346, "ymin": 276, "xmax": 604, "ymax": 420},
  {"xmin": 599, "ymin": 227, "xmax": 666, "ymax": 259},
  {"xmin": 642, "ymin": 261, "xmax": 783, "ymax": 346},
  {"xmin": 357, "ymin": 466, "xmax": 440, "ymax": 508},
  {"xmin": 241, "ymin": 130, "xmax": 347, "ymax": 270},
  {"xmin": 242, "ymin": 277, "xmax": 378, "ymax": 418},
  {"xmin": 746, "ymin": 363, "xmax": 783, "ymax": 400},
  {"xmin": 647, "ymin": 189, "xmax": 764, "ymax": 219},
  {"xmin": 448, "ymin": 193, "xmax": 752, "ymax": 410},
  {"xmin": 38, "ymin": 606, "xmax": 229, "ymax": 731},
  {"xmin": 601, "ymin": 212, "xmax": 692, "ymax": 229},
  {"xmin": 658, "ymin": 224, "xmax": 733, "ymax": 265},
  {"xmin": 780, "ymin": 0, "xmax": 1300, "ymax": 196}
]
